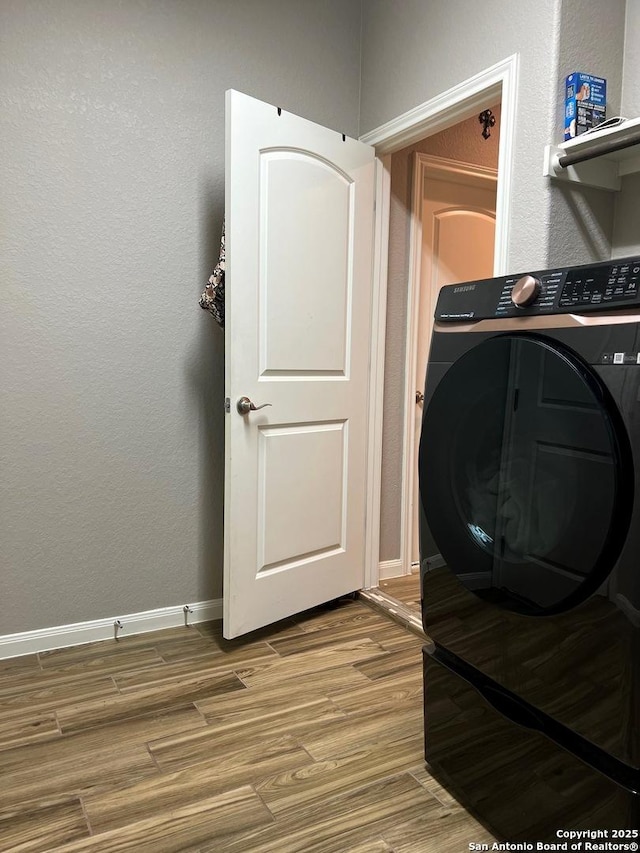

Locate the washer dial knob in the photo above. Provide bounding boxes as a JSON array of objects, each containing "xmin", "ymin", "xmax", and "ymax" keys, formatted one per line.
[{"xmin": 511, "ymin": 274, "xmax": 541, "ymax": 307}]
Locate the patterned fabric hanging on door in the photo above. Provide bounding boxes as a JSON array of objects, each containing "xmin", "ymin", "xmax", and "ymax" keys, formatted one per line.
[{"xmin": 199, "ymin": 218, "xmax": 225, "ymax": 328}]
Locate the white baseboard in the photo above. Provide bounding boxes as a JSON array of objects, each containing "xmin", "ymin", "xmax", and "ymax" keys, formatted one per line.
[
  {"xmin": 0, "ymin": 598, "xmax": 223, "ymax": 661},
  {"xmin": 378, "ymin": 559, "xmax": 405, "ymax": 580}
]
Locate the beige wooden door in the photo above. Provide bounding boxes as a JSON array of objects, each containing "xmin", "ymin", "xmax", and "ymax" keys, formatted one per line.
[
  {"xmin": 413, "ymin": 161, "xmax": 496, "ymax": 564},
  {"xmin": 224, "ymin": 90, "xmax": 376, "ymax": 639}
]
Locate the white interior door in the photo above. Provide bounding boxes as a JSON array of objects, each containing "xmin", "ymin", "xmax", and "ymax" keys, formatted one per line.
[
  {"xmin": 412, "ymin": 163, "xmax": 496, "ymax": 564},
  {"xmin": 224, "ymin": 90, "xmax": 376, "ymax": 639}
]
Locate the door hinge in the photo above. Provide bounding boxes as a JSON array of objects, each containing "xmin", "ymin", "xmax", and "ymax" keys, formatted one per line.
[{"xmin": 224, "ymin": 397, "xmax": 230, "ymax": 413}]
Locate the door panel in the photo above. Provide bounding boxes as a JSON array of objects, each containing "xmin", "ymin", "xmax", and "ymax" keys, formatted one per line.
[
  {"xmin": 259, "ymin": 151, "xmax": 352, "ymax": 374},
  {"xmin": 258, "ymin": 421, "xmax": 346, "ymax": 572},
  {"xmin": 413, "ymin": 170, "xmax": 497, "ymax": 563},
  {"xmin": 430, "ymin": 209, "xmax": 496, "ymax": 304},
  {"xmin": 224, "ymin": 90, "xmax": 375, "ymax": 638}
]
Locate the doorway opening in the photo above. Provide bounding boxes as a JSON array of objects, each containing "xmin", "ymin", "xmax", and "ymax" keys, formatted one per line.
[
  {"xmin": 360, "ymin": 57, "xmax": 518, "ymax": 626},
  {"xmin": 364, "ymin": 107, "xmax": 501, "ymax": 628}
]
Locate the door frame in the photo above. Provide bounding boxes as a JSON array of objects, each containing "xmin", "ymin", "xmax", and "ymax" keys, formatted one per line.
[
  {"xmin": 403, "ymin": 153, "xmax": 498, "ymax": 576},
  {"xmin": 360, "ymin": 53, "xmax": 518, "ymax": 589}
]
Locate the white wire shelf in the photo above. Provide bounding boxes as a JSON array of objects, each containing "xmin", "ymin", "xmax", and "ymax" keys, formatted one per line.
[{"xmin": 543, "ymin": 116, "xmax": 640, "ymax": 191}]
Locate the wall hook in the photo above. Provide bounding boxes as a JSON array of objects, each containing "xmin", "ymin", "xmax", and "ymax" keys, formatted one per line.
[{"xmin": 478, "ymin": 109, "xmax": 496, "ymax": 139}]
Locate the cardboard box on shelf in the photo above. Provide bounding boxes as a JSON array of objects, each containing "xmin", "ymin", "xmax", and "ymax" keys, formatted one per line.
[{"xmin": 564, "ymin": 72, "xmax": 606, "ymax": 141}]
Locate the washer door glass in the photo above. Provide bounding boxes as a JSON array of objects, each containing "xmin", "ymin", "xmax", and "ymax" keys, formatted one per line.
[{"xmin": 419, "ymin": 334, "xmax": 632, "ymax": 615}]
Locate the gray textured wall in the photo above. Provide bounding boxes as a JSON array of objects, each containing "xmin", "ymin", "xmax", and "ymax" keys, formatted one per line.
[
  {"xmin": 613, "ymin": 0, "xmax": 640, "ymax": 257},
  {"xmin": 361, "ymin": 0, "xmax": 560, "ymax": 563},
  {"xmin": 621, "ymin": 0, "xmax": 640, "ymax": 117},
  {"xmin": 613, "ymin": 174, "xmax": 640, "ymax": 256},
  {"xmin": 0, "ymin": 0, "xmax": 362, "ymax": 634},
  {"xmin": 361, "ymin": 0, "xmax": 628, "ymax": 563},
  {"xmin": 547, "ymin": 0, "xmax": 625, "ymax": 266},
  {"xmin": 2, "ymin": 0, "xmax": 636, "ymax": 630}
]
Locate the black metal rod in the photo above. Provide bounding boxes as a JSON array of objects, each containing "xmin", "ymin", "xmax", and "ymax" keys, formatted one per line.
[{"xmin": 558, "ymin": 125, "xmax": 640, "ymax": 168}]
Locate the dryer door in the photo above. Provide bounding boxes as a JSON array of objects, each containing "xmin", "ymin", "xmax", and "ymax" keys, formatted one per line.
[{"xmin": 419, "ymin": 333, "xmax": 633, "ymax": 615}]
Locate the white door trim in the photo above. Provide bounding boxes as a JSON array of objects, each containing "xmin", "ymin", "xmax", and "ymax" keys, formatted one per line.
[
  {"xmin": 361, "ymin": 53, "xmax": 518, "ymax": 588},
  {"xmin": 401, "ymin": 154, "xmax": 498, "ymax": 576},
  {"xmin": 416, "ymin": 152, "xmax": 499, "ymax": 188},
  {"xmin": 364, "ymin": 155, "xmax": 391, "ymax": 590}
]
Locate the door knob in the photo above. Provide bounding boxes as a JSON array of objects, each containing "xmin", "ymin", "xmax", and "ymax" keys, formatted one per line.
[
  {"xmin": 236, "ymin": 396, "xmax": 272, "ymax": 415},
  {"xmin": 416, "ymin": 391, "xmax": 425, "ymax": 404}
]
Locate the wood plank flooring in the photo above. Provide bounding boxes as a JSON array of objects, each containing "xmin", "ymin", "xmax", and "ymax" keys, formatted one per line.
[
  {"xmin": 0, "ymin": 596, "xmax": 495, "ymax": 852},
  {"xmin": 361, "ymin": 573, "xmax": 424, "ymax": 637},
  {"xmin": 379, "ymin": 574, "xmax": 421, "ymax": 613}
]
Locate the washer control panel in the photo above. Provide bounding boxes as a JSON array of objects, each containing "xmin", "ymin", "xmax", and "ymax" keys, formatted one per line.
[
  {"xmin": 558, "ymin": 261, "xmax": 640, "ymax": 308},
  {"xmin": 436, "ymin": 257, "xmax": 640, "ymax": 321},
  {"xmin": 496, "ymin": 270, "xmax": 562, "ymax": 316},
  {"xmin": 511, "ymin": 274, "xmax": 541, "ymax": 307}
]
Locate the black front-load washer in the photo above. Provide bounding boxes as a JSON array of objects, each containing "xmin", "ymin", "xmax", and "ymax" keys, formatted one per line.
[{"xmin": 418, "ymin": 257, "xmax": 640, "ymax": 839}]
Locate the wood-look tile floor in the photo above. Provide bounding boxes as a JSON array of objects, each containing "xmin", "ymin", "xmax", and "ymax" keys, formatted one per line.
[
  {"xmin": 379, "ymin": 574, "xmax": 421, "ymax": 613},
  {"xmin": 361, "ymin": 574, "xmax": 424, "ymax": 637},
  {"xmin": 0, "ymin": 597, "xmax": 495, "ymax": 852}
]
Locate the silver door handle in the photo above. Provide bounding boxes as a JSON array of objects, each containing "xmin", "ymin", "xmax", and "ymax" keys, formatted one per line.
[{"xmin": 236, "ymin": 396, "xmax": 272, "ymax": 415}]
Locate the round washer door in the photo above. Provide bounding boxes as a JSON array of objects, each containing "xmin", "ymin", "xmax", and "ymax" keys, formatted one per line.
[{"xmin": 419, "ymin": 333, "xmax": 633, "ymax": 616}]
